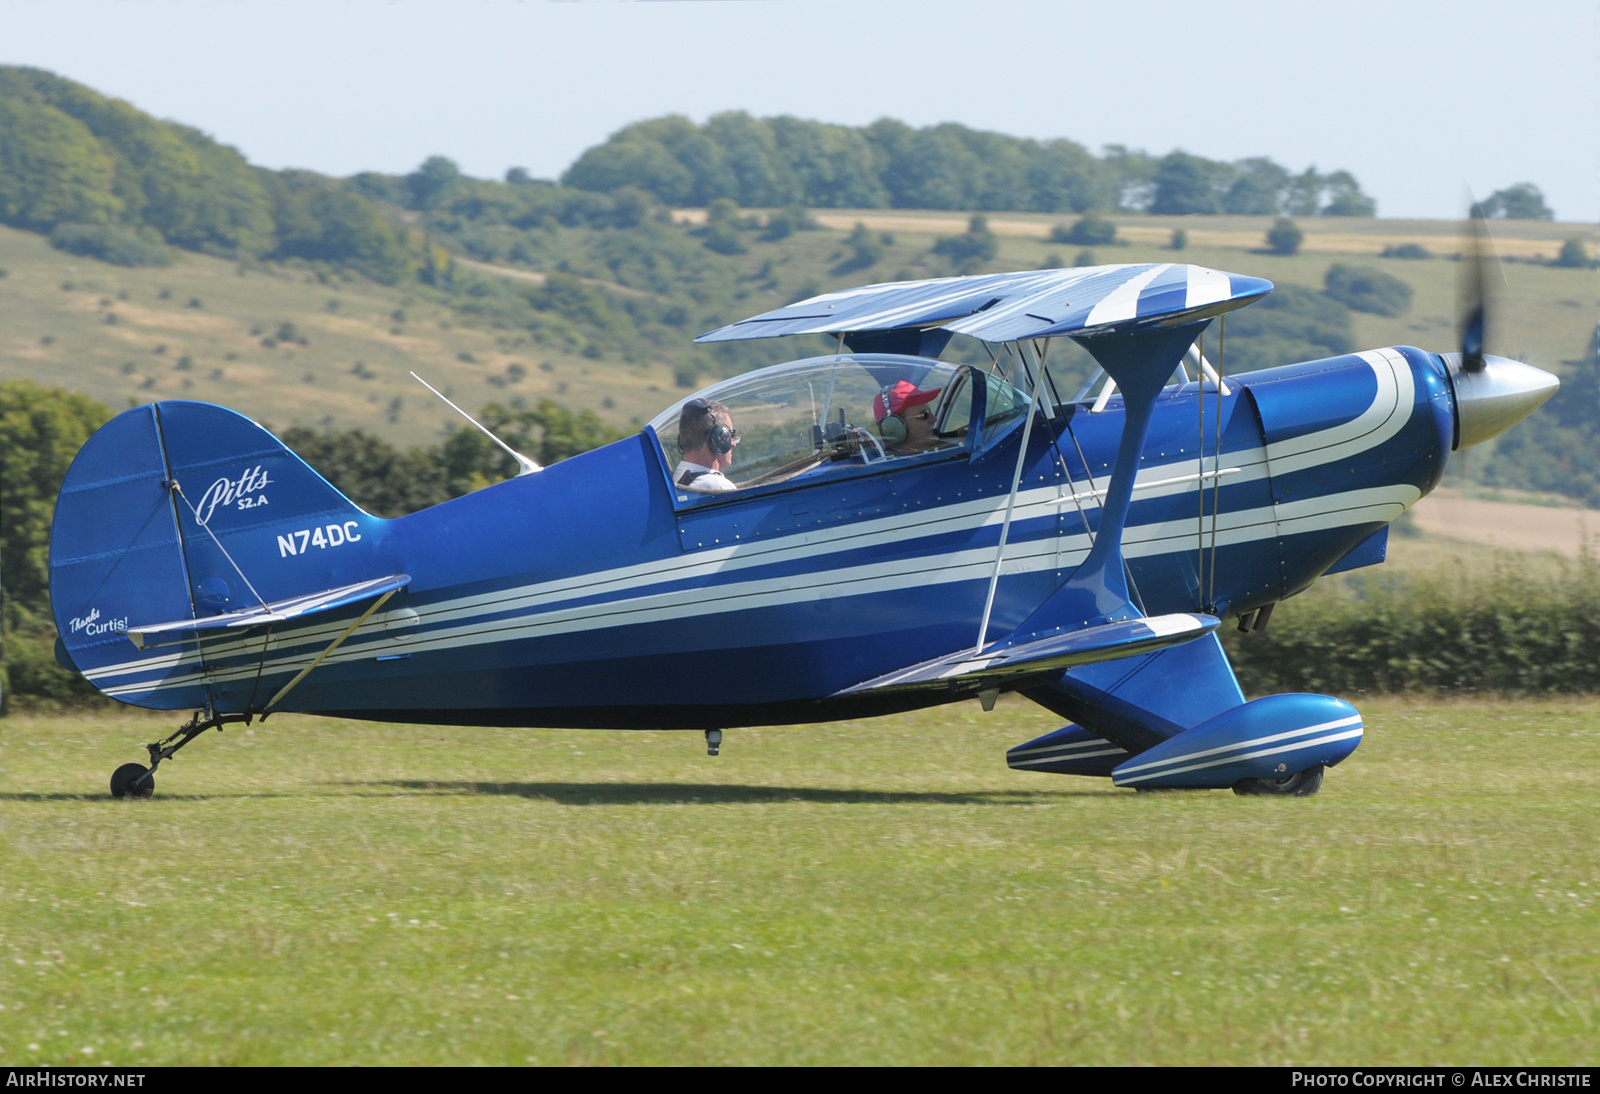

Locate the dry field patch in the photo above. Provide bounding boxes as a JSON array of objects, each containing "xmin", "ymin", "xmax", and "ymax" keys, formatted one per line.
[{"xmin": 1409, "ymin": 489, "xmax": 1600, "ymax": 558}]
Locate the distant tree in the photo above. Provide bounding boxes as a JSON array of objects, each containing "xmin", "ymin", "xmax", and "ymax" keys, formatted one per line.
[
  {"xmin": 1150, "ymin": 152, "xmax": 1227, "ymax": 215},
  {"xmin": 48, "ymin": 222, "xmax": 170, "ymax": 266},
  {"xmin": 931, "ymin": 214, "xmax": 997, "ymax": 271},
  {"xmin": 1052, "ymin": 212, "xmax": 1117, "ymax": 246},
  {"xmin": 1101, "ymin": 144, "xmax": 1157, "ymax": 211},
  {"xmin": 505, "ymin": 400, "xmax": 630, "ymax": 467},
  {"xmin": 834, "ymin": 221, "xmax": 886, "ymax": 273},
  {"xmin": 706, "ymin": 111, "xmax": 796, "ymax": 208},
  {"xmin": 1222, "ymin": 158, "xmax": 1289, "ymax": 215},
  {"xmin": 767, "ymin": 116, "xmax": 887, "ymax": 208},
  {"xmin": 1284, "ymin": 168, "xmax": 1324, "ymax": 217},
  {"xmin": 406, "ymin": 156, "xmax": 465, "ymax": 211},
  {"xmin": 762, "ymin": 205, "xmax": 817, "ymax": 241},
  {"xmin": 563, "ymin": 128, "xmax": 697, "ymax": 207},
  {"xmin": 266, "ymin": 171, "xmax": 411, "ymax": 284},
  {"xmin": 279, "ymin": 427, "xmax": 448, "ymax": 517},
  {"xmin": 705, "ymin": 197, "xmax": 740, "ymax": 224},
  {"xmin": 345, "ymin": 171, "xmax": 406, "ymax": 206},
  {"xmin": 0, "ymin": 382, "xmax": 110, "ymax": 617},
  {"xmin": 1319, "ymin": 171, "xmax": 1377, "ymax": 216},
  {"xmin": 1170, "ymin": 228, "xmax": 1188, "ymax": 251},
  {"xmin": 1554, "ymin": 239, "xmax": 1592, "ymax": 268},
  {"xmin": 1323, "ymin": 263, "xmax": 1413, "ymax": 316},
  {"xmin": 1475, "ymin": 183, "xmax": 1553, "ymax": 221},
  {"xmin": 700, "ymin": 197, "xmax": 747, "ymax": 255},
  {"xmin": 1027, "ymin": 138, "xmax": 1119, "ymax": 213},
  {"xmin": 0, "ymin": 94, "xmax": 122, "ymax": 230},
  {"xmin": 1073, "ymin": 249, "xmax": 1096, "ymax": 267},
  {"xmin": 1265, "ymin": 217, "xmax": 1303, "ymax": 255},
  {"xmin": 1381, "ymin": 243, "xmax": 1432, "ymax": 259},
  {"xmin": 504, "ymin": 167, "xmax": 532, "ymax": 185}
]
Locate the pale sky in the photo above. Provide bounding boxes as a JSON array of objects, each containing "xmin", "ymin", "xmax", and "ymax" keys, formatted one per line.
[{"xmin": 2, "ymin": 0, "xmax": 1596, "ymax": 222}]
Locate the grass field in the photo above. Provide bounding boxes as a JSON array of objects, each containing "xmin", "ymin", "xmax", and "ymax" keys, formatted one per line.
[{"xmin": 2, "ymin": 696, "xmax": 1596, "ymax": 1065}]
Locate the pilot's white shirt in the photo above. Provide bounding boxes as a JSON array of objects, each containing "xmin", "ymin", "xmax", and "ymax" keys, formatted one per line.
[{"xmin": 673, "ymin": 460, "xmax": 736, "ymax": 493}]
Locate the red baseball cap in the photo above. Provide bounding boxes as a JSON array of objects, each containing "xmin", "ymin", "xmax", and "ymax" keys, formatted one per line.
[{"xmin": 873, "ymin": 381, "xmax": 942, "ymax": 423}]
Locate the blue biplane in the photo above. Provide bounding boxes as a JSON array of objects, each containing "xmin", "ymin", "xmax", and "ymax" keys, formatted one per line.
[{"xmin": 49, "ymin": 258, "xmax": 1556, "ymax": 798}]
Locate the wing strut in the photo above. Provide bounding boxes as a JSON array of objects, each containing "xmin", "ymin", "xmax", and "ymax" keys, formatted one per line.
[
  {"xmin": 263, "ymin": 589, "xmax": 399, "ymax": 712},
  {"xmin": 976, "ymin": 339, "xmax": 1048, "ymax": 652},
  {"xmin": 264, "ymin": 588, "xmax": 398, "ymax": 710}
]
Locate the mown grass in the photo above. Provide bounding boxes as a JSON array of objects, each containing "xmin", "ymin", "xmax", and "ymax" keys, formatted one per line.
[{"xmin": 1, "ymin": 696, "xmax": 1596, "ymax": 1065}]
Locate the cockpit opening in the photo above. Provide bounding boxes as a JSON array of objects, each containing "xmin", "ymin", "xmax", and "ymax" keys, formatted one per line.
[{"xmin": 648, "ymin": 353, "xmax": 1030, "ymax": 500}]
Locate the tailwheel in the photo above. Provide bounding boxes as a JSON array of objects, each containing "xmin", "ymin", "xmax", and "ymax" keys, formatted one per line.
[
  {"xmin": 1233, "ymin": 764, "xmax": 1324, "ymax": 798},
  {"xmin": 111, "ymin": 707, "xmax": 243, "ymax": 800},
  {"xmin": 110, "ymin": 763, "xmax": 154, "ymax": 800}
]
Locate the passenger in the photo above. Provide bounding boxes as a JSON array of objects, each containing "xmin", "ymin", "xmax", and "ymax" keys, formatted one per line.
[
  {"xmin": 873, "ymin": 381, "xmax": 943, "ymax": 455},
  {"xmin": 674, "ymin": 397, "xmax": 740, "ymax": 493}
]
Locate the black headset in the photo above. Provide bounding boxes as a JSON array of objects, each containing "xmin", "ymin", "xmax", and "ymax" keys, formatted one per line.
[{"xmin": 687, "ymin": 398, "xmax": 737, "ymax": 456}]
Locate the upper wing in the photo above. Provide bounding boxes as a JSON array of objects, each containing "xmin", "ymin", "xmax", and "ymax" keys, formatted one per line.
[
  {"xmin": 127, "ymin": 573, "xmax": 410, "ymax": 648},
  {"xmin": 836, "ymin": 613, "xmax": 1217, "ymax": 697},
  {"xmin": 695, "ymin": 264, "xmax": 1271, "ymax": 345}
]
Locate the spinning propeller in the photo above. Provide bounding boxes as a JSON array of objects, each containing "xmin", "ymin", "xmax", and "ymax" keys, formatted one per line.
[
  {"xmin": 1458, "ymin": 209, "xmax": 1495, "ymax": 374},
  {"xmin": 1443, "ymin": 207, "xmax": 1558, "ymax": 448}
]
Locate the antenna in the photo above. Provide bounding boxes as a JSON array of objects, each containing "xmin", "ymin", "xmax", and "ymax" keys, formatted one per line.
[{"xmin": 410, "ymin": 372, "xmax": 542, "ymax": 476}]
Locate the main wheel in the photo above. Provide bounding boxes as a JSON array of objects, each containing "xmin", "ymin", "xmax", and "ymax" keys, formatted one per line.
[
  {"xmin": 1232, "ymin": 764, "xmax": 1324, "ymax": 798},
  {"xmin": 110, "ymin": 763, "xmax": 154, "ymax": 800}
]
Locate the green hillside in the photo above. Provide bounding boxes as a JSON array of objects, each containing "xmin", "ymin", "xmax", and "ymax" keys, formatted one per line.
[{"xmin": 0, "ymin": 65, "xmax": 1594, "ymax": 482}]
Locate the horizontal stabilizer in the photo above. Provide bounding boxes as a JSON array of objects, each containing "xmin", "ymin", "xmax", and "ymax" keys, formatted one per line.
[
  {"xmin": 1007, "ymin": 725, "xmax": 1130, "ymax": 776},
  {"xmin": 696, "ymin": 264, "xmax": 1271, "ymax": 345},
  {"xmin": 127, "ymin": 574, "xmax": 410, "ymax": 649},
  {"xmin": 838, "ymin": 613, "xmax": 1216, "ymax": 696}
]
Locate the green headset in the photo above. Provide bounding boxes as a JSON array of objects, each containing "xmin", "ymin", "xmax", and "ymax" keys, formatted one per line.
[
  {"xmin": 878, "ymin": 407, "xmax": 910, "ymax": 446},
  {"xmin": 876, "ymin": 386, "xmax": 939, "ymax": 446}
]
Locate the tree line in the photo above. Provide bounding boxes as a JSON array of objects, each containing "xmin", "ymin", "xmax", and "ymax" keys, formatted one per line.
[
  {"xmin": 561, "ymin": 113, "xmax": 1382, "ymax": 217},
  {"xmin": 0, "ymin": 66, "xmax": 409, "ymax": 281}
]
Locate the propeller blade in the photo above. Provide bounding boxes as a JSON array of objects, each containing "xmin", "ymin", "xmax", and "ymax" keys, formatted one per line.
[{"xmin": 1459, "ymin": 211, "xmax": 1494, "ymax": 374}]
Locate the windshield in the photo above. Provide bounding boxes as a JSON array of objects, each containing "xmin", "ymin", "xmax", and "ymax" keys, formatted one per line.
[{"xmin": 650, "ymin": 353, "xmax": 1025, "ymax": 497}]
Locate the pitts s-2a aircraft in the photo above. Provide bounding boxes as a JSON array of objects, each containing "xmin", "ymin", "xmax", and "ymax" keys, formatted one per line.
[{"xmin": 50, "ymin": 254, "xmax": 1557, "ymax": 799}]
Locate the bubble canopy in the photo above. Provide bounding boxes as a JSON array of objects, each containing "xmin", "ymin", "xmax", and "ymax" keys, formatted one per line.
[{"xmin": 647, "ymin": 353, "xmax": 1030, "ymax": 501}]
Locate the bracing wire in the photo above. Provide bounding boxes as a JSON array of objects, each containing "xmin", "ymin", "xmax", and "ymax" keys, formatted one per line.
[
  {"xmin": 1196, "ymin": 331, "xmax": 1205, "ymax": 605},
  {"xmin": 1208, "ymin": 315, "xmax": 1225, "ymax": 609},
  {"xmin": 171, "ymin": 481, "xmax": 270, "ymax": 613}
]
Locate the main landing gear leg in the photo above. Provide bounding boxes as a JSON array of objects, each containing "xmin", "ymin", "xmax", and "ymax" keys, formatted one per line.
[{"xmin": 109, "ymin": 708, "xmax": 240, "ymax": 799}]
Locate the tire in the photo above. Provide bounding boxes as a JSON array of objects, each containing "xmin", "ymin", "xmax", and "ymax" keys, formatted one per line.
[
  {"xmin": 1232, "ymin": 764, "xmax": 1324, "ymax": 798},
  {"xmin": 110, "ymin": 763, "xmax": 154, "ymax": 800}
]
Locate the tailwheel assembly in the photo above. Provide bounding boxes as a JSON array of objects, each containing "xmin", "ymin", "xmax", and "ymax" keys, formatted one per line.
[{"xmin": 108, "ymin": 707, "xmax": 241, "ymax": 800}]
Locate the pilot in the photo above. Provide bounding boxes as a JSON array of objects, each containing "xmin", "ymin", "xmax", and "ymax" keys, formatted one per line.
[
  {"xmin": 674, "ymin": 397, "xmax": 740, "ymax": 493},
  {"xmin": 873, "ymin": 381, "xmax": 943, "ymax": 455}
]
